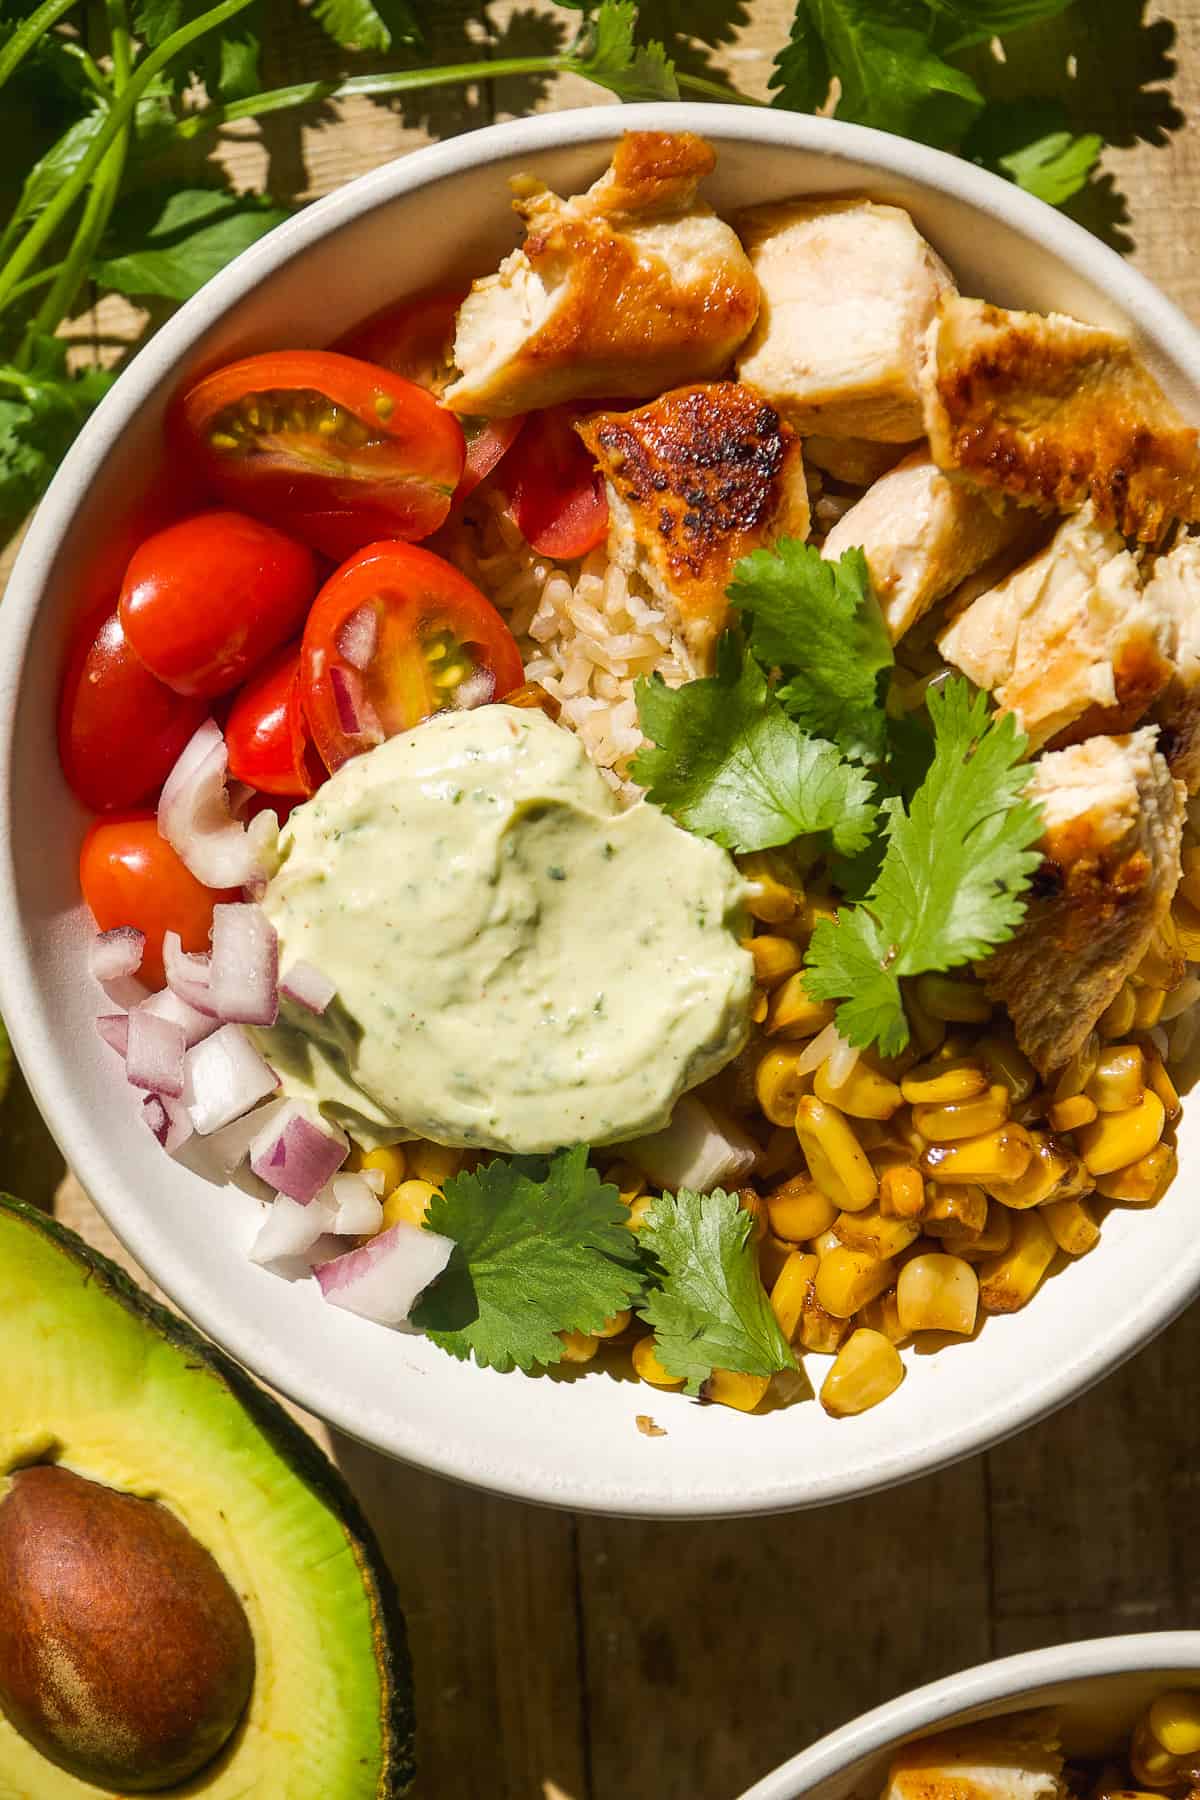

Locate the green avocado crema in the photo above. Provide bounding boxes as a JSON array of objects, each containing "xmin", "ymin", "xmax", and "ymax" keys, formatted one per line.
[{"xmin": 256, "ymin": 705, "xmax": 753, "ymax": 1153}]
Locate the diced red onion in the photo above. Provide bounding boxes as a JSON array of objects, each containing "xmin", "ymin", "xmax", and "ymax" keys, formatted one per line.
[
  {"xmin": 336, "ymin": 605, "xmax": 378, "ymax": 671},
  {"xmin": 137, "ymin": 985, "xmax": 217, "ymax": 1049},
  {"xmin": 208, "ymin": 903, "xmax": 279, "ymax": 1026},
  {"xmin": 624, "ymin": 1094, "xmax": 757, "ymax": 1194},
  {"xmin": 329, "ymin": 666, "xmax": 383, "ymax": 744},
  {"xmin": 250, "ymin": 1193, "xmax": 337, "ymax": 1265},
  {"xmin": 200, "ymin": 1098, "xmax": 286, "ymax": 1178},
  {"xmin": 328, "ymin": 1173, "xmax": 384, "ymax": 1236},
  {"xmin": 314, "ymin": 1222, "xmax": 454, "ymax": 1326},
  {"xmin": 183, "ymin": 1023, "xmax": 279, "ymax": 1135},
  {"xmin": 279, "ymin": 960, "xmax": 337, "ymax": 1015},
  {"xmin": 141, "ymin": 1091, "xmax": 193, "ymax": 1154},
  {"xmin": 96, "ymin": 1014, "xmax": 130, "ymax": 1057},
  {"xmin": 125, "ymin": 1008, "xmax": 186, "ymax": 1097},
  {"xmin": 88, "ymin": 927, "xmax": 145, "ymax": 983},
  {"xmin": 795, "ymin": 1021, "xmax": 847, "ymax": 1078},
  {"xmin": 359, "ymin": 1167, "xmax": 386, "ymax": 1196},
  {"xmin": 452, "ymin": 668, "xmax": 495, "ymax": 711},
  {"xmin": 248, "ymin": 1102, "xmax": 348, "ymax": 1203},
  {"xmin": 163, "ymin": 931, "xmax": 218, "ymax": 1016},
  {"xmin": 158, "ymin": 719, "xmax": 279, "ymax": 889}
]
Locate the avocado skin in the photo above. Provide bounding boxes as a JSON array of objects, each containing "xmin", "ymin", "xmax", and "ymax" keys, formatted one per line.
[{"xmin": 0, "ymin": 1193, "xmax": 416, "ymax": 1798}]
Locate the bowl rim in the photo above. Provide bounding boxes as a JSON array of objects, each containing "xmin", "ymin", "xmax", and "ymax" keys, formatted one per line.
[
  {"xmin": 4, "ymin": 101, "xmax": 1200, "ymax": 1515},
  {"xmin": 736, "ymin": 1631, "xmax": 1200, "ymax": 1799}
]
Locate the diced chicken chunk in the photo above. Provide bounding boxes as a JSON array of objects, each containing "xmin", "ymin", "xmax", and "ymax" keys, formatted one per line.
[
  {"xmin": 922, "ymin": 296, "xmax": 1200, "ymax": 541},
  {"xmin": 576, "ymin": 383, "xmax": 810, "ymax": 668},
  {"xmin": 822, "ymin": 449, "xmax": 1029, "ymax": 642},
  {"xmin": 882, "ymin": 1714, "xmax": 1066, "ymax": 1800},
  {"xmin": 1143, "ymin": 535, "xmax": 1200, "ymax": 791},
  {"xmin": 735, "ymin": 199, "xmax": 956, "ymax": 442},
  {"xmin": 444, "ymin": 132, "xmax": 760, "ymax": 418},
  {"xmin": 803, "ymin": 436, "xmax": 912, "ymax": 488},
  {"xmin": 984, "ymin": 729, "xmax": 1184, "ymax": 1074},
  {"xmin": 938, "ymin": 508, "xmax": 1175, "ymax": 751}
]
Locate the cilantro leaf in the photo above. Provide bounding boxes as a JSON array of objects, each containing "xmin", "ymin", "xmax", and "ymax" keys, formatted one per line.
[
  {"xmin": 571, "ymin": 0, "xmax": 679, "ymax": 101},
  {"xmin": 632, "ymin": 639, "xmax": 877, "ymax": 858},
  {"xmin": 964, "ymin": 99, "xmax": 1103, "ymax": 205},
  {"xmin": 310, "ymin": 0, "xmax": 422, "ymax": 53},
  {"xmin": 768, "ymin": 4, "xmax": 831, "ymax": 113},
  {"xmin": 638, "ymin": 1188, "xmax": 798, "ymax": 1397},
  {"xmin": 0, "ymin": 337, "xmax": 115, "ymax": 550},
  {"xmin": 923, "ymin": 0, "xmax": 1075, "ymax": 29},
  {"xmin": 804, "ymin": 678, "xmax": 1043, "ymax": 1056},
  {"xmin": 412, "ymin": 1147, "xmax": 644, "ymax": 1374},
  {"xmin": 94, "ymin": 187, "xmax": 291, "ymax": 302},
  {"xmin": 729, "ymin": 541, "xmax": 893, "ymax": 763}
]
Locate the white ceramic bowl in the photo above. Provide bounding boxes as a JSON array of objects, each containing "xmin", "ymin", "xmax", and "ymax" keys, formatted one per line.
[
  {"xmin": 738, "ymin": 1633, "xmax": 1200, "ymax": 1799},
  {"xmin": 3, "ymin": 104, "xmax": 1200, "ymax": 1517}
]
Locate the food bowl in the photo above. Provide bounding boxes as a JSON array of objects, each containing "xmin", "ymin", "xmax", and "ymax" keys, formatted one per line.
[
  {"xmin": 737, "ymin": 1632, "xmax": 1200, "ymax": 1799},
  {"xmin": 3, "ymin": 103, "xmax": 1200, "ymax": 1516}
]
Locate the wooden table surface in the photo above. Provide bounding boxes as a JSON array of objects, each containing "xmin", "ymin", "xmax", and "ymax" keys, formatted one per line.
[{"xmin": 12, "ymin": 3, "xmax": 1200, "ymax": 1794}]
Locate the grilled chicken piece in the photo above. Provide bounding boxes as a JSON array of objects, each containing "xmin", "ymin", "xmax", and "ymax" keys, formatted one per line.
[
  {"xmin": 922, "ymin": 296, "xmax": 1200, "ymax": 541},
  {"xmin": 938, "ymin": 508, "xmax": 1175, "ymax": 752},
  {"xmin": 735, "ymin": 198, "xmax": 955, "ymax": 442},
  {"xmin": 821, "ymin": 448, "xmax": 1028, "ymax": 642},
  {"xmin": 984, "ymin": 729, "xmax": 1184, "ymax": 1075},
  {"xmin": 444, "ymin": 132, "xmax": 760, "ymax": 419},
  {"xmin": 1143, "ymin": 536, "xmax": 1200, "ymax": 791},
  {"xmin": 576, "ymin": 383, "xmax": 810, "ymax": 669},
  {"xmin": 803, "ymin": 436, "xmax": 913, "ymax": 487},
  {"xmin": 882, "ymin": 1714, "xmax": 1066, "ymax": 1800}
]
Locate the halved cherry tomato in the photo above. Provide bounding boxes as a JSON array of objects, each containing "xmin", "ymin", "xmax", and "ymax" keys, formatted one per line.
[
  {"xmin": 226, "ymin": 642, "xmax": 324, "ymax": 798},
  {"xmin": 118, "ymin": 510, "xmax": 318, "ymax": 698},
  {"xmin": 300, "ymin": 542, "xmax": 525, "ymax": 772},
  {"xmin": 59, "ymin": 607, "xmax": 208, "ymax": 813},
  {"xmin": 336, "ymin": 291, "xmax": 524, "ymax": 500},
  {"xmin": 79, "ymin": 813, "xmax": 238, "ymax": 989},
  {"xmin": 173, "ymin": 350, "xmax": 466, "ymax": 560},
  {"xmin": 497, "ymin": 404, "xmax": 608, "ymax": 559}
]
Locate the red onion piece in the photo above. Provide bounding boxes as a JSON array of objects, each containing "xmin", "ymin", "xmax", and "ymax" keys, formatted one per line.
[
  {"xmin": 279, "ymin": 960, "xmax": 337, "ymax": 1015},
  {"xmin": 359, "ymin": 1167, "xmax": 386, "ymax": 1196},
  {"xmin": 89, "ymin": 927, "xmax": 145, "ymax": 983},
  {"xmin": 158, "ymin": 719, "xmax": 279, "ymax": 889},
  {"xmin": 201, "ymin": 1098, "xmax": 286, "ymax": 1178},
  {"xmin": 335, "ymin": 604, "xmax": 378, "ymax": 671},
  {"xmin": 96, "ymin": 1014, "xmax": 130, "ymax": 1057},
  {"xmin": 623, "ymin": 1094, "xmax": 757, "ymax": 1194},
  {"xmin": 452, "ymin": 668, "xmax": 495, "ymax": 711},
  {"xmin": 141, "ymin": 1092, "xmax": 193, "ymax": 1154},
  {"xmin": 329, "ymin": 666, "xmax": 383, "ymax": 744},
  {"xmin": 315, "ymin": 1221, "xmax": 454, "ymax": 1325},
  {"xmin": 125, "ymin": 1008, "xmax": 186, "ymax": 1097},
  {"xmin": 250, "ymin": 1193, "xmax": 337, "ymax": 1265},
  {"xmin": 163, "ymin": 931, "xmax": 218, "ymax": 1016},
  {"xmin": 248, "ymin": 1102, "xmax": 348, "ymax": 1204},
  {"xmin": 183, "ymin": 1023, "xmax": 279, "ymax": 1135},
  {"xmin": 208, "ymin": 902, "xmax": 279, "ymax": 1026},
  {"xmin": 137, "ymin": 986, "xmax": 217, "ymax": 1049},
  {"xmin": 328, "ymin": 1173, "xmax": 384, "ymax": 1236}
]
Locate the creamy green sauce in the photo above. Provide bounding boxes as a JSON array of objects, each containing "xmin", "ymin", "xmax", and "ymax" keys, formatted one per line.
[{"xmin": 256, "ymin": 706, "xmax": 752, "ymax": 1154}]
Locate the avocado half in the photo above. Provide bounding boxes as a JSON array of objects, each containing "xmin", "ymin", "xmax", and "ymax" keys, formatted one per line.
[{"xmin": 0, "ymin": 1194, "xmax": 415, "ymax": 1798}]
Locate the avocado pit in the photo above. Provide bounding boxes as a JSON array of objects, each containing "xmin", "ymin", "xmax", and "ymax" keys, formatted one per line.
[{"xmin": 0, "ymin": 1463, "xmax": 255, "ymax": 1792}]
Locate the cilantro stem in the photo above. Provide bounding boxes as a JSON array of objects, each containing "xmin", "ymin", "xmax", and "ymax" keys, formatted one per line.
[
  {"xmin": 5, "ymin": 264, "xmax": 65, "ymax": 305},
  {"xmin": 0, "ymin": 0, "xmax": 81, "ymax": 95}
]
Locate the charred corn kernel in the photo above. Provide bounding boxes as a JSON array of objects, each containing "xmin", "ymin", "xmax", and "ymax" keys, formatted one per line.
[
  {"xmin": 1078, "ymin": 1088, "xmax": 1165, "ymax": 1175},
  {"xmin": 748, "ymin": 934, "xmax": 805, "ymax": 989},
  {"xmin": 1053, "ymin": 1032, "xmax": 1100, "ymax": 1102},
  {"xmin": 557, "ymin": 1330, "xmax": 599, "ymax": 1364},
  {"xmin": 1098, "ymin": 981, "xmax": 1138, "ymax": 1038},
  {"xmin": 798, "ymin": 1281, "xmax": 852, "ymax": 1355},
  {"xmin": 758, "ymin": 1233, "xmax": 794, "ymax": 1290},
  {"xmin": 1086, "ymin": 1044, "xmax": 1145, "ymax": 1113},
  {"xmin": 1132, "ymin": 986, "xmax": 1165, "ymax": 1029},
  {"xmin": 814, "ymin": 1246, "xmax": 896, "ymax": 1318},
  {"xmin": 1041, "ymin": 1195, "xmax": 1100, "ymax": 1257},
  {"xmin": 407, "ymin": 1140, "xmax": 462, "ymax": 1187},
  {"xmin": 755, "ymin": 1047, "xmax": 815, "ymax": 1127},
  {"xmin": 632, "ymin": 1336, "xmax": 685, "ymax": 1389},
  {"xmin": 741, "ymin": 854, "xmax": 801, "ymax": 924},
  {"xmin": 764, "ymin": 973, "xmax": 835, "ymax": 1040},
  {"xmin": 795, "ymin": 1096, "xmax": 878, "ymax": 1213},
  {"xmin": 625, "ymin": 1193, "xmax": 654, "ymax": 1232},
  {"xmin": 1141, "ymin": 1046, "xmax": 1182, "ymax": 1124},
  {"xmin": 814, "ymin": 1059, "xmax": 904, "ymax": 1121},
  {"xmin": 701, "ymin": 1369, "xmax": 770, "ymax": 1412},
  {"xmin": 923, "ymin": 1182, "xmax": 987, "ymax": 1233},
  {"xmin": 912, "ymin": 1084, "xmax": 1011, "ymax": 1144},
  {"xmin": 941, "ymin": 1199, "xmax": 1013, "ymax": 1263},
  {"xmin": 832, "ymin": 1204, "xmax": 921, "ymax": 1261},
  {"xmin": 913, "ymin": 972, "xmax": 992, "ymax": 1023},
  {"xmin": 879, "ymin": 1165, "xmax": 926, "ymax": 1219},
  {"xmin": 983, "ymin": 1131, "xmax": 1079, "ymax": 1210},
  {"xmin": 605, "ymin": 1160, "xmax": 647, "ymax": 1204},
  {"xmin": 819, "ymin": 1329, "xmax": 905, "ymax": 1417},
  {"xmin": 921, "ymin": 1124, "xmax": 1034, "ymax": 1186},
  {"xmin": 1095, "ymin": 1142, "xmax": 1177, "ymax": 1204},
  {"xmin": 855, "ymin": 1286, "xmax": 909, "ymax": 1345},
  {"xmin": 766, "ymin": 1175, "xmax": 837, "ymax": 1243},
  {"xmin": 770, "ymin": 1251, "xmax": 818, "ymax": 1341},
  {"xmin": 738, "ymin": 1187, "xmax": 769, "ymax": 1242},
  {"xmin": 594, "ymin": 1310, "xmax": 632, "ymax": 1339},
  {"xmin": 977, "ymin": 1210, "xmax": 1057, "ymax": 1313},
  {"xmin": 1146, "ymin": 1691, "xmax": 1200, "ymax": 1756},
  {"xmin": 976, "ymin": 1034, "xmax": 1037, "ymax": 1104},
  {"xmin": 901, "ymin": 1059, "xmax": 989, "ymax": 1106},
  {"xmin": 896, "ymin": 1253, "xmax": 978, "ymax": 1335},
  {"xmin": 904, "ymin": 983, "xmax": 946, "ymax": 1057},
  {"xmin": 381, "ymin": 1178, "xmax": 437, "ymax": 1231},
  {"xmin": 360, "ymin": 1144, "xmax": 407, "ymax": 1190},
  {"xmin": 1047, "ymin": 1094, "xmax": 1098, "ymax": 1133}
]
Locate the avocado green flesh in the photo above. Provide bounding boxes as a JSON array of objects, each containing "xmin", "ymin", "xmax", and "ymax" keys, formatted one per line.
[{"xmin": 0, "ymin": 1197, "xmax": 413, "ymax": 1798}]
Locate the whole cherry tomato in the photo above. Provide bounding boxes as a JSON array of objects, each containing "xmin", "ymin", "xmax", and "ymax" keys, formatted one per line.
[
  {"xmin": 59, "ymin": 608, "xmax": 208, "ymax": 813},
  {"xmin": 336, "ymin": 291, "xmax": 524, "ymax": 500},
  {"xmin": 118, "ymin": 510, "xmax": 317, "ymax": 698},
  {"xmin": 226, "ymin": 642, "xmax": 324, "ymax": 798},
  {"xmin": 79, "ymin": 813, "xmax": 238, "ymax": 989},
  {"xmin": 300, "ymin": 542, "xmax": 525, "ymax": 772},
  {"xmin": 497, "ymin": 404, "xmax": 608, "ymax": 559},
  {"xmin": 174, "ymin": 350, "xmax": 466, "ymax": 559}
]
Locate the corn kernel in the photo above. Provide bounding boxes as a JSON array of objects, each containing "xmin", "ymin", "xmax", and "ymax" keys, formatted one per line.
[
  {"xmin": 741, "ymin": 853, "xmax": 801, "ymax": 924},
  {"xmin": 1041, "ymin": 1195, "xmax": 1100, "ymax": 1257},
  {"xmin": 758, "ymin": 1232, "xmax": 794, "ymax": 1290},
  {"xmin": 984, "ymin": 1131, "xmax": 1083, "ymax": 1210},
  {"xmin": 1094, "ymin": 1142, "xmax": 1177, "ymax": 1205},
  {"xmin": 1086, "ymin": 1044, "xmax": 1145, "ymax": 1113},
  {"xmin": 904, "ymin": 983, "xmax": 946, "ymax": 1057},
  {"xmin": 1053, "ymin": 1032, "xmax": 1100, "ymax": 1103},
  {"xmin": 913, "ymin": 1084, "xmax": 1011, "ymax": 1144},
  {"xmin": 360, "ymin": 1144, "xmax": 407, "ymax": 1191},
  {"xmin": 755, "ymin": 1047, "xmax": 814, "ymax": 1127},
  {"xmin": 814, "ymin": 1059, "xmax": 903, "ymax": 1120},
  {"xmin": 815, "ymin": 1245, "xmax": 896, "ymax": 1318},
  {"xmin": 855, "ymin": 1286, "xmax": 909, "ymax": 1345},
  {"xmin": 758, "ymin": 1127, "xmax": 804, "ymax": 1182},
  {"xmin": 1173, "ymin": 893, "xmax": 1200, "ymax": 959},
  {"xmin": 701, "ymin": 1369, "xmax": 770, "ymax": 1412},
  {"xmin": 558, "ymin": 1330, "xmax": 599, "ymax": 1364},
  {"xmin": 738, "ymin": 1187, "xmax": 769, "ymax": 1242},
  {"xmin": 594, "ymin": 1310, "xmax": 632, "ymax": 1339},
  {"xmin": 604, "ymin": 1160, "xmax": 647, "ymax": 1204},
  {"xmin": 900, "ymin": 1059, "xmax": 989, "ymax": 1106},
  {"xmin": 764, "ymin": 973, "xmax": 835, "ymax": 1040},
  {"xmin": 1098, "ymin": 981, "xmax": 1137, "ymax": 1038},
  {"xmin": 798, "ymin": 1280, "xmax": 851, "ymax": 1354},
  {"xmin": 940, "ymin": 1199, "xmax": 1013, "ymax": 1262},
  {"xmin": 1146, "ymin": 1690, "xmax": 1200, "ymax": 1756},
  {"xmin": 751, "ymin": 988, "xmax": 769, "ymax": 1025},
  {"xmin": 380, "ymin": 1178, "xmax": 438, "ymax": 1231},
  {"xmin": 811, "ymin": 1227, "xmax": 842, "ymax": 1260},
  {"xmin": 820, "ymin": 1329, "xmax": 905, "ymax": 1417},
  {"xmin": 923, "ymin": 1182, "xmax": 987, "ymax": 1233},
  {"xmin": 795, "ymin": 1095, "xmax": 878, "ymax": 1212},
  {"xmin": 1132, "ymin": 986, "xmax": 1165, "ymax": 1029},
  {"xmin": 1141, "ymin": 1045, "xmax": 1182, "ymax": 1124},
  {"xmin": 407, "ymin": 1140, "xmax": 463, "ymax": 1187},
  {"xmin": 748, "ymin": 934, "xmax": 805, "ymax": 990},
  {"xmin": 1047, "ymin": 1094, "xmax": 1098, "ymax": 1133},
  {"xmin": 625, "ymin": 1193, "xmax": 654, "ymax": 1232},
  {"xmin": 1078, "ymin": 1089, "xmax": 1165, "ymax": 1175},
  {"xmin": 896, "ymin": 1253, "xmax": 978, "ymax": 1335},
  {"xmin": 879, "ymin": 1165, "xmax": 926, "ymax": 1218},
  {"xmin": 921, "ymin": 1124, "xmax": 1035, "ymax": 1186},
  {"xmin": 632, "ymin": 1336, "xmax": 685, "ymax": 1388},
  {"xmin": 977, "ymin": 1210, "xmax": 1057, "ymax": 1313},
  {"xmin": 766, "ymin": 1174, "xmax": 837, "ymax": 1244},
  {"xmin": 913, "ymin": 972, "xmax": 992, "ymax": 1023},
  {"xmin": 832, "ymin": 1204, "xmax": 921, "ymax": 1261},
  {"xmin": 976, "ymin": 1034, "xmax": 1037, "ymax": 1103},
  {"xmin": 770, "ymin": 1250, "xmax": 818, "ymax": 1341}
]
